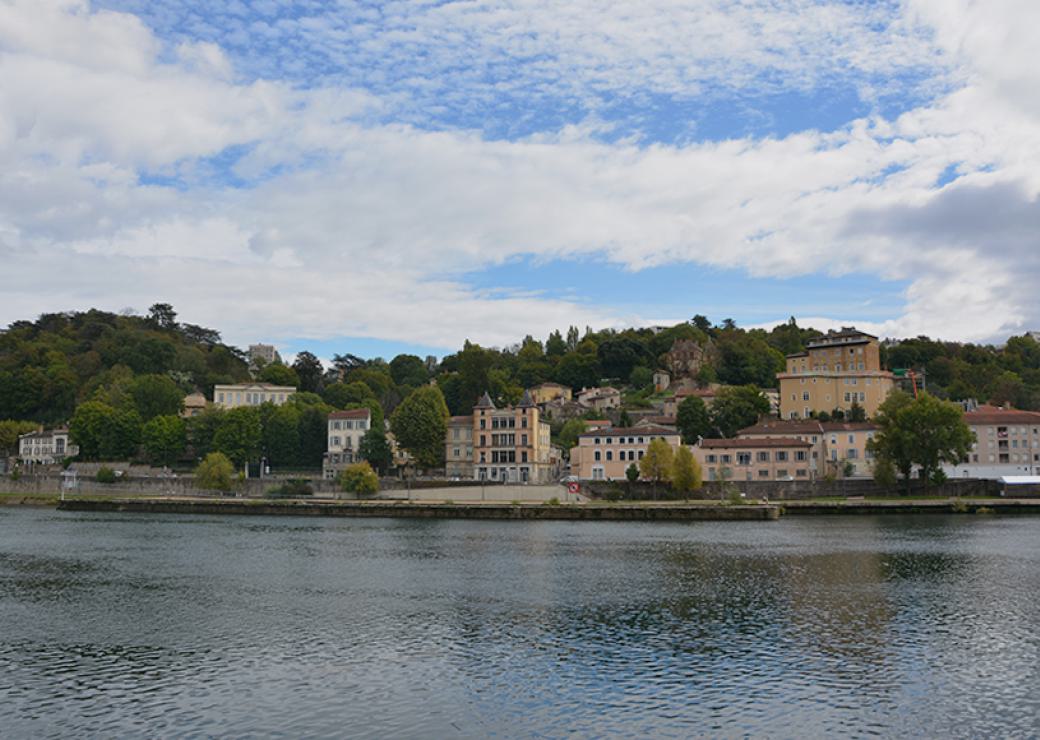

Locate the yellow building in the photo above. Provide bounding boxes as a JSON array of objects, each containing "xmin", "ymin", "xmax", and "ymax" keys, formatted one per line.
[
  {"xmin": 529, "ymin": 382, "xmax": 572, "ymax": 405},
  {"xmin": 445, "ymin": 415, "xmax": 474, "ymax": 479},
  {"xmin": 472, "ymin": 391, "xmax": 553, "ymax": 483},
  {"xmin": 570, "ymin": 426, "xmax": 681, "ymax": 480},
  {"xmin": 777, "ymin": 328, "xmax": 894, "ymax": 419}
]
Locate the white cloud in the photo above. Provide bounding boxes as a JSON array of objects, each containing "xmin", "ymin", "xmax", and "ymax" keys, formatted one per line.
[{"xmin": 1, "ymin": 0, "xmax": 1039, "ymax": 351}]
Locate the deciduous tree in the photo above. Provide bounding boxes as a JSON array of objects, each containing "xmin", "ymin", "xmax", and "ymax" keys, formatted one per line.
[
  {"xmin": 141, "ymin": 414, "xmax": 186, "ymax": 466},
  {"xmin": 671, "ymin": 445, "xmax": 703, "ymax": 499},
  {"xmin": 676, "ymin": 396, "xmax": 712, "ymax": 443},
  {"xmin": 639, "ymin": 438, "xmax": 674, "ymax": 499},
  {"xmin": 390, "ymin": 385, "xmax": 449, "ymax": 469}
]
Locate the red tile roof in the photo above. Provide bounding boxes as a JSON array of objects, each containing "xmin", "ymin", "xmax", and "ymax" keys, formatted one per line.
[
  {"xmin": 578, "ymin": 426, "xmax": 679, "ymax": 438},
  {"xmin": 328, "ymin": 409, "xmax": 371, "ymax": 420},
  {"xmin": 699, "ymin": 437, "xmax": 813, "ymax": 449},
  {"xmin": 965, "ymin": 406, "xmax": 1040, "ymax": 426},
  {"xmin": 739, "ymin": 420, "xmax": 824, "ymax": 435}
]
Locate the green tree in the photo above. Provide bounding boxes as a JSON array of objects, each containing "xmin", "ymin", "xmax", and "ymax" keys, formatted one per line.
[
  {"xmin": 710, "ymin": 385, "xmax": 770, "ymax": 437},
  {"xmin": 258, "ymin": 362, "xmax": 300, "ymax": 388},
  {"xmin": 848, "ymin": 401, "xmax": 867, "ymax": 422},
  {"xmin": 129, "ymin": 374, "xmax": 184, "ymax": 421},
  {"xmin": 195, "ymin": 452, "xmax": 234, "ymax": 491},
  {"xmin": 390, "ymin": 385, "xmax": 449, "ymax": 469},
  {"xmin": 99, "ymin": 407, "xmax": 142, "ymax": 460},
  {"xmin": 359, "ymin": 425, "xmax": 394, "ymax": 474},
  {"xmin": 639, "ymin": 438, "xmax": 674, "ymax": 499},
  {"xmin": 546, "ymin": 330, "xmax": 567, "ymax": 357},
  {"xmin": 141, "ymin": 414, "xmax": 186, "ymax": 466},
  {"xmin": 291, "ymin": 351, "xmax": 325, "ymax": 393},
  {"xmin": 671, "ymin": 445, "xmax": 703, "ymax": 499},
  {"xmin": 557, "ymin": 419, "xmax": 587, "ymax": 454},
  {"xmin": 212, "ymin": 407, "xmax": 262, "ymax": 467},
  {"xmin": 389, "ymin": 354, "xmax": 428, "ymax": 388},
  {"xmin": 554, "ymin": 352, "xmax": 599, "ymax": 391},
  {"xmin": 69, "ymin": 401, "xmax": 116, "ymax": 460},
  {"xmin": 263, "ymin": 404, "xmax": 301, "ymax": 468},
  {"xmin": 339, "ymin": 461, "xmax": 379, "ymax": 496},
  {"xmin": 0, "ymin": 420, "xmax": 39, "ymax": 457},
  {"xmin": 629, "ymin": 366, "xmax": 653, "ymax": 389},
  {"xmin": 676, "ymin": 396, "xmax": 712, "ymax": 443},
  {"xmin": 186, "ymin": 406, "xmax": 225, "ymax": 459},
  {"xmin": 322, "ymin": 381, "xmax": 375, "ymax": 408},
  {"xmin": 625, "ymin": 463, "xmax": 640, "ymax": 483},
  {"xmin": 868, "ymin": 391, "xmax": 974, "ymax": 493}
]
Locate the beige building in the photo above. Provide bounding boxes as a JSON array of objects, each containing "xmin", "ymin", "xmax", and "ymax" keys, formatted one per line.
[
  {"xmin": 213, "ymin": 383, "xmax": 296, "ymax": 409},
  {"xmin": 694, "ymin": 438, "xmax": 813, "ymax": 481},
  {"xmin": 943, "ymin": 405, "xmax": 1040, "ymax": 479},
  {"xmin": 777, "ymin": 328, "xmax": 894, "ymax": 419},
  {"xmin": 181, "ymin": 392, "xmax": 208, "ymax": 418},
  {"xmin": 472, "ymin": 391, "xmax": 554, "ymax": 483},
  {"xmin": 529, "ymin": 382, "xmax": 572, "ymax": 405},
  {"xmin": 18, "ymin": 428, "xmax": 78, "ymax": 465},
  {"xmin": 445, "ymin": 415, "xmax": 474, "ymax": 479},
  {"xmin": 737, "ymin": 419, "xmax": 878, "ymax": 478},
  {"xmin": 577, "ymin": 386, "xmax": 622, "ymax": 412},
  {"xmin": 248, "ymin": 343, "xmax": 279, "ymax": 365},
  {"xmin": 570, "ymin": 426, "xmax": 681, "ymax": 480},
  {"xmin": 323, "ymin": 408, "xmax": 371, "ymax": 479}
]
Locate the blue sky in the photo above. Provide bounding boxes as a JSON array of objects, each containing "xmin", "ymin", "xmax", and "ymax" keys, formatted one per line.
[{"xmin": 2, "ymin": 0, "xmax": 1039, "ymax": 360}]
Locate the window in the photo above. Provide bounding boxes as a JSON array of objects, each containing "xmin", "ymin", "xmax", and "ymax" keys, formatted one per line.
[
  {"xmin": 706, "ymin": 454, "xmax": 717, "ymax": 463},
  {"xmin": 757, "ymin": 451, "xmax": 769, "ymax": 462},
  {"xmin": 758, "ymin": 469, "xmax": 769, "ymax": 478},
  {"xmin": 521, "ymin": 434, "xmax": 528, "ymax": 446},
  {"xmin": 775, "ymin": 451, "xmax": 788, "ymax": 461},
  {"xmin": 796, "ymin": 450, "xmax": 806, "ymax": 461},
  {"xmin": 721, "ymin": 454, "xmax": 732, "ymax": 463},
  {"xmin": 606, "ymin": 451, "xmax": 613, "ymax": 461},
  {"xmin": 737, "ymin": 452, "xmax": 751, "ymax": 465},
  {"xmin": 803, "ymin": 392, "xmax": 810, "ymax": 401},
  {"xmin": 777, "ymin": 470, "xmax": 788, "ymax": 478},
  {"xmin": 848, "ymin": 449, "xmax": 858, "ymax": 459},
  {"xmin": 453, "ymin": 448, "xmax": 460, "ymax": 458},
  {"xmin": 594, "ymin": 451, "xmax": 601, "ymax": 461}
]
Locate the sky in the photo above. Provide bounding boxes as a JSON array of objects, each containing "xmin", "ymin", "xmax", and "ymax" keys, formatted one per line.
[{"xmin": 1, "ymin": 0, "xmax": 1039, "ymax": 360}]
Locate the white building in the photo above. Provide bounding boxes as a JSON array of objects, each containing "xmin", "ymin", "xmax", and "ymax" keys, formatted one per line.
[
  {"xmin": 18, "ymin": 428, "xmax": 78, "ymax": 465},
  {"xmin": 323, "ymin": 408, "xmax": 371, "ymax": 479},
  {"xmin": 943, "ymin": 405, "xmax": 1040, "ymax": 479},
  {"xmin": 213, "ymin": 383, "xmax": 296, "ymax": 409}
]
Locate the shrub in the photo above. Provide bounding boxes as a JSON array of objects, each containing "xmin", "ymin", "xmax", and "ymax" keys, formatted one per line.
[
  {"xmin": 339, "ymin": 461, "xmax": 379, "ymax": 496},
  {"xmin": 951, "ymin": 499, "xmax": 969, "ymax": 514},
  {"xmin": 195, "ymin": 452, "xmax": 235, "ymax": 491},
  {"xmin": 547, "ymin": 497, "xmax": 560, "ymax": 506},
  {"xmin": 96, "ymin": 466, "xmax": 117, "ymax": 484}
]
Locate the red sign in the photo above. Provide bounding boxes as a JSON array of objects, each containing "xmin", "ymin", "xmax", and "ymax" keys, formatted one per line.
[{"xmin": 567, "ymin": 482, "xmax": 580, "ymax": 494}]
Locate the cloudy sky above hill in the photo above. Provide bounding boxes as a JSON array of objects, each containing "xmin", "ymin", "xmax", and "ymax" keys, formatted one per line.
[{"xmin": 1, "ymin": 0, "xmax": 1038, "ymax": 357}]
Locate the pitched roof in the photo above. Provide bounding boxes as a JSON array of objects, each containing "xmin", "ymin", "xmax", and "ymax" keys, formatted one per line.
[
  {"xmin": 474, "ymin": 391, "xmax": 496, "ymax": 409},
  {"xmin": 965, "ymin": 405, "xmax": 1040, "ymax": 426},
  {"xmin": 328, "ymin": 408, "xmax": 371, "ymax": 420},
  {"xmin": 699, "ymin": 437, "xmax": 813, "ymax": 449},
  {"xmin": 578, "ymin": 426, "xmax": 679, "ymax": 438},
  {"xmin": 820, "ymin": 422, "xmax": 878, "ymax": 432},
  {"xmin": 739, "ymin": 420, "xmax": 824, "ymax": 435},
  {"xmin": 518, "ymin": 389, "xmax": 536, "ymax": 408}
]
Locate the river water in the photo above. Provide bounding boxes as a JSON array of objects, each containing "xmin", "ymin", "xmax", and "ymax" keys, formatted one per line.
[{"xmin": 2, "ymin": 507, "xmax": 1039, "ymax": 738}]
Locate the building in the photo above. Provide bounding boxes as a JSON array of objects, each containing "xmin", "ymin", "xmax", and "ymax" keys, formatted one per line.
[
  {"xmin": 943, "ymin": 405, "xmax": 1040, "ymax": 479},
  {"xmin": 18, "ymin": 428, "xmax": 78, "ymax": 465},
  {"xmin": 694, "ymin": 438, "xmax": 813, "ymax": 481},
  {"xmin": 653, "ymin": 371, "xmax": 671, "ymax": 393},
  {"xmin": 570, "ymin": 426, "xmax": 681, "ymax": 480},
  {"xmin": 736, "ymin": 419, "xmax": 879, "ymax": 478},
  {"xmin": 662, "ymin": 386, "xmax": 719, "ymax": 417},
  {"xmin": 529, "ymin": 382, "xmax": 572, "ymax": 405},
  {"xmin": 445, "ymin": 415, "xmax": 474, "ymax": 479},
  {"xmin": 213, "ymin": 383, "xmax": 296, "ymax": 409},
  {"xmin": 472, "ymin": 391, "xmax": 553, "ymax": 483},
  {"xmin": 248, "ymin": 343, "xmax": 279, "ymax": 365},
  {"xmin": 577, "ymin": 386, "xmax": 622, "ymax": 412},
  {"xmin": 181, "ymin": 392, "xmax": 208, "ymax": 418},
  {"xmin": 323, "ymin": 408, "xmax": 371, "ymax": 479},
  {"xmin": 777, "ymin": 328, "xmax": 894, "ymax": 419}
]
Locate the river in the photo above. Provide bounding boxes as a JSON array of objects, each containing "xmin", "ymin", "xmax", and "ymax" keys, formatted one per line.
[{"xmin": 2, "ymin": 507, "xmax": 1039, "ymax": 737}]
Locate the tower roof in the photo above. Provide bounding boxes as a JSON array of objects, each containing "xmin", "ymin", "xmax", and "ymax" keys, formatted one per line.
[
  {"xmin": 474, "ymin": 391, "xmax": 496, "ymax": 409},
  {"xmin": 518, "ymin": 389, "xmax": 536, "ymax": 408}
]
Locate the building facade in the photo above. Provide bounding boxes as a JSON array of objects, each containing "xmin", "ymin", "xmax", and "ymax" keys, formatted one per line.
[
  {"xmin": 472, "ymin": 391, "xmax": 553, "ymax": 483},
  {"xmin": 213, "ymin": 383, "xmax": 296, "ymax": 409},
  {"xmin": 248, "ymin": 343, "xmax": 279, "ymax": 365},
  {"xmin": 18, "ymin": 428, "xmax": 78, "ymax": 465},
  {"xmin": 445, "ymin": 415, "xmax": 474, "ymax": 479},
  {"xmin": 322, "ymin": 408, "xmax": 371, "ymax": 479},
  {"xmin": 577, "ymin": 386, "xmax": 622, "ymax": 411},
  {"xmin": 777, "ymin": 328, "xmax": 894, "ymax": 419},
  {"xmin": 181, "ymin": 392, "xmax": 208, "ymax": 418},
  {"xmin": 694, "ymin": 438, "xmax": 813, "ymax": 481},
  {"xmin": 943, "ymin": 405, "xmax": 1040, "ymax": 478},
  {"xmin": 736, "ymin": 419, "xmax": 878, "ymax": 478},
  {"xmin": 529, "ymin": 382, "xmax": 572, "ymax": 405},
  {"xmin": 570, "ymin": 426, "xmax": 681, "ymax": 480}
]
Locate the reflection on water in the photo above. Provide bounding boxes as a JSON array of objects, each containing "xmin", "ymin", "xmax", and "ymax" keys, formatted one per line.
[{"xmin": 2, "ymin": 508, "xmax": 1039, "ymax": 737}]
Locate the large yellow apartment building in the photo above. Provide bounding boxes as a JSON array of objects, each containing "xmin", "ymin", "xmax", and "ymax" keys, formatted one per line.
[{"xmin": 777, "ymin": 328, "xmax": 894, "ymax": 419}]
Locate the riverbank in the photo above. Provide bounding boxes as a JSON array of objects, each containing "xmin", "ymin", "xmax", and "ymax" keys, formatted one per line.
[{"xmin": 52, "ymin": 496, "xmax": 781, "ymax": 521}]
